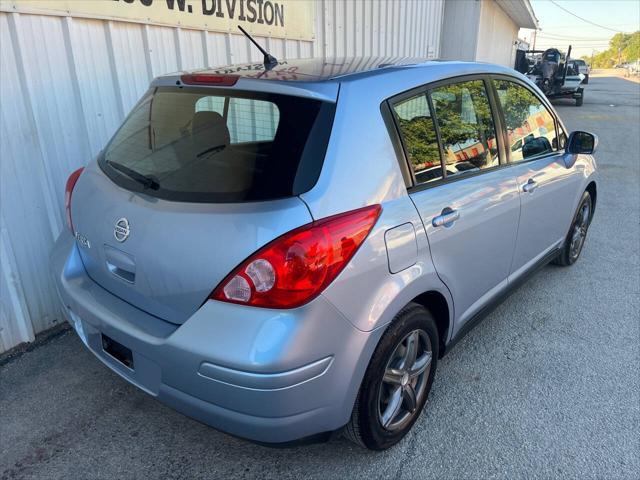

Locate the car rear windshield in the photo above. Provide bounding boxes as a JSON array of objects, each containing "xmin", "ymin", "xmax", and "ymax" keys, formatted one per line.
[{"xmin": 99, "ymin": 86, "xmax": 335, "ymax": 203}]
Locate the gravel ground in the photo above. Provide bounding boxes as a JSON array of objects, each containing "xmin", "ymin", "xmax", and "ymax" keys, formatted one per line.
[{"xmin": 1, "ymin": 74, "xmax": 638, "ymax": 480}]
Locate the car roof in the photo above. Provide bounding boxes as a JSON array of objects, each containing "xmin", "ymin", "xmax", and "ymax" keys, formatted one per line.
[
  {"xmin": 152, "ymin": 56, "xmax": 526, "ymax": 103},
  {"xmin": 155, "ymin": 56, "xmax": 517, "ymax": 84}
]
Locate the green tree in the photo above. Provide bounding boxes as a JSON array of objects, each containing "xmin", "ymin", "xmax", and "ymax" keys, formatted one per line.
[
  {"xmin": 397, "ymin": 116, "xmax": 441, "ymax": 169},
  {"xmin": 587, "ymin": 31, "xmax": 640, "ymax": 67},
  {"xmin": 430, "ymin": 81, "xmax": 499, "ymax": 168},
  {"xmin": 494, "ymin": 81, "xmax": 536, "ymax": 131},
  {"xmin": 623, "ymin": 31, "xmax": 640, "ymax": 62}
]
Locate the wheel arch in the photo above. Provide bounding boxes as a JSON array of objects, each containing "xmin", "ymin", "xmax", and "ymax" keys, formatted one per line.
[
  {"xmin": 586, "ymin": 180, "xmax": 597, "ymax": 218},
  {"xmin": 410, "ymin": 290, "xmax": 451, "ymax": 358}
]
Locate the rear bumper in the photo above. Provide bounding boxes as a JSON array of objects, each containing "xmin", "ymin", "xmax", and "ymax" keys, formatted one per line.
[{"xmin": 50, "ymin": 232, "xmax": 383, "ymax": 443}]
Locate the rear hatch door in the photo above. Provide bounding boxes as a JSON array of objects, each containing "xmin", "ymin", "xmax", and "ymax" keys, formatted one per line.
[{"xmin": 71, "ymin": 82, "xmax": 335, "ymax": 324}]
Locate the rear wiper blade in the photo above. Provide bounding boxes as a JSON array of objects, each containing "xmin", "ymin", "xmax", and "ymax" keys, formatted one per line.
[{"xmin": 106, "ymin": 160, "xmax": 160, "ymax": 190}]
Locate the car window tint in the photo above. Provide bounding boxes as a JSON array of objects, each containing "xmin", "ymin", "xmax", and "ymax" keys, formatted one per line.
[
  {"xmin": 228, "ymin": 98, "xmax": 280, "ymax": 143},
  {"xmin": 430, "ymin": 80, "xmax": 499, "ymax": 177},
  {"xmin": 392, "ymin": 93, "xmax": 443, "ymax": 184},
  {"xmin": 493, "ymin": 80, "xmax": 558, "ymax": 161},
  {"xmin": 196, "ymin": 96, "xmax": 280, "ymax": 143},
  {"xmin": 101, "ymin": 87, "xmax": 333, "ymax": 203},
  {"xmin": 195, "ymin": 96, "xmax": 225, "ymax": 115}
]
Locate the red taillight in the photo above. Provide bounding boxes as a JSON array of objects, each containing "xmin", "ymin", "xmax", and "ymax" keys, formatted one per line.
[
  {"xmin": 180, "ymin": 74, "xmax": 239, "ymax": 86},
  {"xmin": 211, "ymin": 205, "xmax": 382, "ymax": 309},
  {"xmin": 64, "ymin": 167, "xmax": 84, "ymax": 233}
]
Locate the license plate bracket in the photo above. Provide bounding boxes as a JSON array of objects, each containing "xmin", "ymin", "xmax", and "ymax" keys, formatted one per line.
[{"xmin": 101, "ymin": 334, "xmax": 134, "ymax": 369}]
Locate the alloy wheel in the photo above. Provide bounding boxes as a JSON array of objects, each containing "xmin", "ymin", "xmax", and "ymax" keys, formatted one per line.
[
  {"xmin": 377, "ymin": 329, "xmax": 432, "ymax": 431},
  {"xmin": 570, "ymin": 200, "xmax": 591, "ymax": 261}
]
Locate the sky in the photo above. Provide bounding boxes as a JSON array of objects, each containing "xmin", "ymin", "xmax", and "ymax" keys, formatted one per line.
[{"xmin": 520, "ymin": 0, "xmax": 640, "ymax": 58}]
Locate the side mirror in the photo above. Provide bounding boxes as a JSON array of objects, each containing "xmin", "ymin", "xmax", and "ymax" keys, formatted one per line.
[
  {"xmin": 523, "ymin": 136, "xmax": 552, "ymax": 158},
  {"xmin": 566, "ymin": 131, "xmax": 598, "ymax": 155}
]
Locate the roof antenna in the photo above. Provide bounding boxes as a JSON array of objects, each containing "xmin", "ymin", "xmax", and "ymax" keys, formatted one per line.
[{"xmin": 237, "ymin": 25, "xmax": 278, "ymax": 71}]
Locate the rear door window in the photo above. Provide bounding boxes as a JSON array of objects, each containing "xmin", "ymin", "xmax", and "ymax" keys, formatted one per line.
[
  {"xmin": 429, "ymin": 80, "xmax": 500, "ymax": 177},
  {"xmin": 100, "ymin": 87, "xmax": 334, "ymax": 203},
  {"xmin": 493, "ymin": 80, "xmax": 558, "ymax": 161},
  {"xmin": 391, "ymin": 93, "xmax": 443, "ymax": 184}
]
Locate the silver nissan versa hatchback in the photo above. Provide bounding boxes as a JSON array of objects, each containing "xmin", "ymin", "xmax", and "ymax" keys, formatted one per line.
[{"xmin": 51, "ymin": 56, "xmax": 598, "ymax": 450}]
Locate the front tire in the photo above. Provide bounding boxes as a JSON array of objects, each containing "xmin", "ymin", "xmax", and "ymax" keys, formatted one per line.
[
  {"xmin": 344, "ymin": 303, "xmax": 439, "ymax": 450},
  {"xmin": 555, "ymin": 190, "xmax": 593, "ymax": 266}
]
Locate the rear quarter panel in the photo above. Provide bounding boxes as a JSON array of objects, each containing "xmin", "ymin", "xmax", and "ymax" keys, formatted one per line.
[
  {"xmin": 321, "ymin": 195, "xmax": 453, "ymax": 334},
  {"xmin": 300, "ymin": 75, "xmax": 455, "ymax": 334}
]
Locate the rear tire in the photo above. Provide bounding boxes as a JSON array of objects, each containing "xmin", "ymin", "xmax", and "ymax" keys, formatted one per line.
[
  {"xmin": 344, "ymin": 303, "xmax": 439, "ymax": 450},
  {"xmin": 554, "ymin": 191, "xmax": 592, "ymax": 266},
  {"xmin": 575, "ymin": 88, "xmax": 584, "ymax": 106},
  {"xmin": 583, "ymin": 74, "xmax": 589, "ymax": 84}
]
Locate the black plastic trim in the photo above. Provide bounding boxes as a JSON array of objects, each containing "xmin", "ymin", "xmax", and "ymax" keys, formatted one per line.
[
  {"xmin": 253, "ymin": 429, "xmax": 337, "ymax": 448},
  {"xmin": 380, "ymin": 100, "xmax": 414, "ymax": 188},
  {"xmin": 426, "ymin": 89, "xmax": 447, "ymax": 180},
  {"xmin": 483, "ymin": 76, "xmax": 508, "ymax": 167}
]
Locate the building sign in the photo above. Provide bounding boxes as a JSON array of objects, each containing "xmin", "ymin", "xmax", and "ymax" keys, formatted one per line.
[{"xmin": 0, "ymin": 0, "xmax": 315, "ymax": 40}]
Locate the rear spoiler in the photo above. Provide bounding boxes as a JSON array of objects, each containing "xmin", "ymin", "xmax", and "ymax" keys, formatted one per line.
[{"xmin": 151, "ymin": 74, "xmax": 339, "ymax": 103}]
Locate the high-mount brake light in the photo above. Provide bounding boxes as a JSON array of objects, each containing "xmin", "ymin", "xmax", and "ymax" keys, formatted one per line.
[
  {"xmin": 180, "ymin": 74, "xmax": 239, "ymax": 86},
  {"xmin": 210, "ymin": 205, "xmax": 382, "ymax": 309},
  {"xmin": 65, "ymin": 167, "xmax": 84, "ymax": 233}
]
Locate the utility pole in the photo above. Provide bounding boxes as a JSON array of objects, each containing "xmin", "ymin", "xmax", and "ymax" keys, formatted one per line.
[{"xmin": 532, "ymin": 29, "xmax": 538, "ymax": 51}]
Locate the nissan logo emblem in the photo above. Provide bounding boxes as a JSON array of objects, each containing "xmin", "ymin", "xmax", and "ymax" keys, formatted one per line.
[{"xmin": 114, "ymin": 218, "xmax": 130, "ymax": 242}]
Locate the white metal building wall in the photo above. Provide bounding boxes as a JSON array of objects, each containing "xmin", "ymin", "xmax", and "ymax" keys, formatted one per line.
[
  {"xmin": 0, "ymin": 0, "xmax": 444, "ymax": 352},
  {"xmin": 440, "ymin": 0, "xmax": 520, "ymax": 67},
  {"xmin": 439, "ymin": 0, "xmax": 481, "ymax": 62},
  {"xmin": 475, "ymin": 0, "xmax": 518, "ymax": 66}
]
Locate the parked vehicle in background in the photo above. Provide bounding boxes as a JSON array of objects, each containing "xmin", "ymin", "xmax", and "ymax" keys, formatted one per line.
[
  {"xmin": 516, "ymin": 46, "xmax": 586, "ymax": 105},
  {"xmin": 568, "ymin": 59, "xmax": 590, "ymax": 84},
  {"xmin": 51, "ymin": 56, "xmax": 599, "ymax": 451}
]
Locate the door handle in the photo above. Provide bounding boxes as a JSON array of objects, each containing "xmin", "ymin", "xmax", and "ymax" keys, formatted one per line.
[
  {"xmin": 522, "ymin": 178, "xmax": 538, "ymax": 193},
  {"xmin": 432, "ymin": 208, "xmax": 459, "ymax": 228},
  {"xmin": 104, "ymin": 245, "xmax": 136, "ymax": 283},
  {"xmin": 106, "ymin": 261, "xmax": 135, "ymax": 283}
]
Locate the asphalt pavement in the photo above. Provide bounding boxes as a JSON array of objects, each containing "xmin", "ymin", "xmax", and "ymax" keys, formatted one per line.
[{"xmin": 1, "ymin": 72, "xmax": 639, "ymax": 480}]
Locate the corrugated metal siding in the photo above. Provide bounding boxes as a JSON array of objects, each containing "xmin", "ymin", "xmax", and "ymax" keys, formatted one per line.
[
  {"xmin": 0, "ymin": 0, "xmax": 444, "ymax": 353},
  {"xmin": 475, "ymin": 0, "xmax": 518, "ymax": 66},
  {"xmin": 439, "ymin": 0, "xmax": 481, "ymax": 62},
  {"xmin": 440, "ymin": 0, "xmax": 519, "ymax": 67}
]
